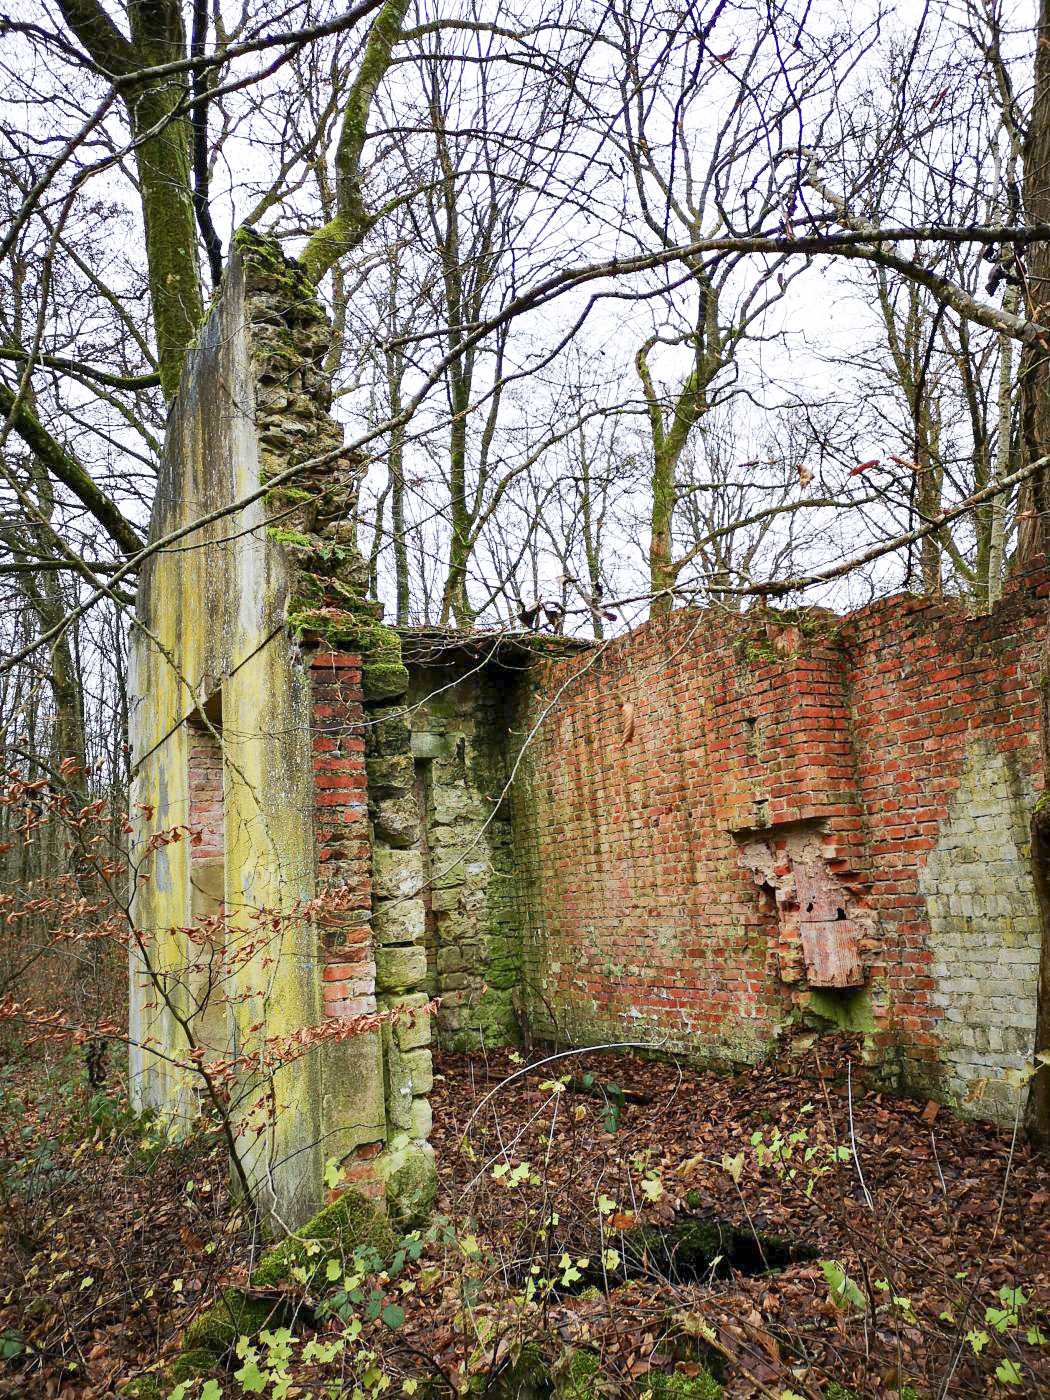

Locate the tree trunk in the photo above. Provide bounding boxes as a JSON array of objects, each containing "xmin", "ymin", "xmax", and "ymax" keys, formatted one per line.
[
  {"xmin": 1023, "ymin": 0, "xmax": 1050, "ymax": 1145},
  {"xmin": 1019, "ymin": 0, "xmax": 1050, "ymax": 562}
]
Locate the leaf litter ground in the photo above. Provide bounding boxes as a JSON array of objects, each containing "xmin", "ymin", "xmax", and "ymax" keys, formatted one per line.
[{"xmin": 1, "ymin": 1032, "xmax": 1047, "ymax": 1399}]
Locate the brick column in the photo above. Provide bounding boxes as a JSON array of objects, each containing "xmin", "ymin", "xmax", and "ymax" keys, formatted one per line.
[{"xmin": 309, "ymin": 649, "xmax": 386, "ymax": 1197}]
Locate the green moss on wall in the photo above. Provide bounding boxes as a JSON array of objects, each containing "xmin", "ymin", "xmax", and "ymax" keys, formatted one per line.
[{"xmin": 804, "ymin": 987, "xmax": 876, "ymax": 1034}]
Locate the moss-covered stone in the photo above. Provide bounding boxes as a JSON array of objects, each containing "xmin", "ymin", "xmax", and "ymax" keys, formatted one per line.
[
  {"xmin": 250, "ymin": 1188, "xmax": 397, "ymax": 1290},
  {"xmin": 181, "ymin": 1287, "xmax": 280, "ymax": 1357},
  {"xmin": 554, "ymin": 1349, "xmax": 604, "ymax": 1400},
  {"xmin": 377, "ymin": 1141, "xmax": 437, "ymax": 1229},
  {"xmin": 363, "ymin": 658, "xmax": 410, "ymax": 704},
  {"xmin": 286, "ymin": 608, "xmax": 409, "ymax": 701},
  {"xmin": 171, "ymin": 1347, "xmax": 222, "ymax": 1382},
  {"xmin": 482, "ymin": 1341, "xmax": 550, "ymax": 1400},
  {"xmin": 266, "ymin": 526, "xmax": 314, "ymax": 548},
  {"xmin": 647, "ymin": 1367, "xmax": 722, "ymax": 1400}
]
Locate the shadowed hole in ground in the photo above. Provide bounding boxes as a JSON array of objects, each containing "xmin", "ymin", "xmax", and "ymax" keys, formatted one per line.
[{"xmin": 619, "ymin": 1214, "xmax": 818, "ymax": 1284}]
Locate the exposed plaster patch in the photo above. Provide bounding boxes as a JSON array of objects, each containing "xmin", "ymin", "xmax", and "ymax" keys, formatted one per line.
[{"xmin": 738, "ymin": 827, "xmax": 865, "ymax": 989}]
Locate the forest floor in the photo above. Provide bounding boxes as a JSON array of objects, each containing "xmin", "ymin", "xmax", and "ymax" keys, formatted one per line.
[{"xmin": 1, "ymin": 1033, "xmax": 1048, "ymax": 1400}]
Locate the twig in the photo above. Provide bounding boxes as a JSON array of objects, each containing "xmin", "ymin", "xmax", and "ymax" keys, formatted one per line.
[
  {"xmin": 847, "ymin": 1060, "xmax": 873, "ymax": 1210},
  {"xmin": 930, "ymin": 1130, "xmax": 948, "ymax": 1197}
]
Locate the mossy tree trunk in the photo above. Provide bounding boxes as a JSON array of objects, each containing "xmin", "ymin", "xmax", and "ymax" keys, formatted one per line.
[
  {"xmin": 636, "ymin": 280, "xmax": 723, "ymax": 619},
  {"xmin": 56, "ymin": 0, "xmax": 203, "ymax": 404},
  {"xmin": 1023, "ymin": 0, "xmax": 1050, "ymax": 1148}
]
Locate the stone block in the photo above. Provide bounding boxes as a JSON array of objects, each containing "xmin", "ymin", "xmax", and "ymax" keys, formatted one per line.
[
  {"xmin": 373, "ymin": 847, "xmax": 423, "ymax": 898},
  {"xmin": 408, "ymin": 1096, "xmax": 432, "ymax": 1139},
  {"xmin": 373, "ymin": 898, "xmax": 425, "ymax": 946},
  {"xmin": 366, "ymin": 754, "xmax": 414, "ymax": 794},
  {"xmin": 320, "ymin": 1029, "xmax": 386, "ymax": 1150},
  {"xmin": 375, "ymin": 795, "xmax": 419, "ymax": 848},
  {"xmin": 378, "ymin": 1141, "xmax": 436, "ymax": 1229},
  {"xmin": 377, "ymin": 943, "xmax": 428, "ymax": 994},
  {"xmin": 431, "ymin": 785, "xmax": 488, "ymax": 824},
  {"xmin": 389, "ymin": 993, "xmax": 432, "ymax": 1050},
  {"xmin": 401, "ymin": 1048, "xmax": 434, "ymax": 1096},
  {"xmin": 410, "ymin": 730, "xmax": 451, "ymax": 760}
]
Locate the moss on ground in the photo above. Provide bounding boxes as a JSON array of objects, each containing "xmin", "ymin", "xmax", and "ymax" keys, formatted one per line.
[
  {"xmin": 554, "ymin": 1349, "xmax": 603, "ymax": 1400},
  {"xmin": 250, "ymin": 1188, "xmax": 397, "ymax": 1290},
  {"xmin": 647, "ymin": 1366, "xmax": 723, "ymax": 1400}
]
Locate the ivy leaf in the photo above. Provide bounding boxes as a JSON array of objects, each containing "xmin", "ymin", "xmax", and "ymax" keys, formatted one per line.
[
  {"xmin": 382, "ymin": 1303, "xmax": 406, "ymax": 1329},
  {"xmin": 234, "ymin": 1357, "xmax": 268, "ymax": 1394},
  {"xmin": 995, "ymin": 1360, "xmax": 1022, "ymax": 1385},
  {"xmin": 640, "ymin": 1175, "xmax": 664, "ymax": 1203}
]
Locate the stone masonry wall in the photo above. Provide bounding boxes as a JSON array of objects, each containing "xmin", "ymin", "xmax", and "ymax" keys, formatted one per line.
[
  {"xmin": 511, "ymin": 580, "xmax": 1048, "ymax": 1122},
  {"xmin": 403, "ymin": 649, "xmax": 523, "ymax": 1049}
]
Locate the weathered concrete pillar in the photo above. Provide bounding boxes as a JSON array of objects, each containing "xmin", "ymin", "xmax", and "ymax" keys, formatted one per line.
[{"xmin": 129, "ymin": 231, "xmax": 434, "ymax": 1232}]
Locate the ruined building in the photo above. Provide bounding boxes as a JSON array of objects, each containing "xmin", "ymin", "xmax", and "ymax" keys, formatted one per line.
[{"xmin": 129, "ymin": 236, "xmax": 1047, "ymax": 1228}]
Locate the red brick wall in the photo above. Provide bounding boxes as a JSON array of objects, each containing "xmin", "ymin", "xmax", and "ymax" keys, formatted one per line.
[
  {"xmin": 309, "ymin": 649, "xmax": 386, "ymax": 1196},
  {"xmin": 513, "ymin": 578, "xmax": 1047, "ymax": 1108},
  {"xmin": 310, "ymin": 649, "xmax": 376, "ymax": 1021},
  {"xmin": 187, "ymin": 723, "xmax": 224, "ymax": 862}
]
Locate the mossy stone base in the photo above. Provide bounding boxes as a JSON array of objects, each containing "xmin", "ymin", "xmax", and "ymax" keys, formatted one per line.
[
  {"xmin": 378, "ymin": 1141, "xmax": 437, "ymax": 1230},
  {"xmin": 182, "ymin": 1288, "xmax": 281, "ymax": 1356},
  {"xmin": 118, "ymin": 1374, "xmax": 172, "ymax": 1400},
  {"xmin": 554, "ymin": 1349, "xmax": 604, "ymax": 1400},
  {"xmin": 171, "ymin": 1347, "xmax": 223, "ymax": 1383},
  {"xmin": 250, "ymin": 1188, "xmax": 397, "ymax": 1290}
]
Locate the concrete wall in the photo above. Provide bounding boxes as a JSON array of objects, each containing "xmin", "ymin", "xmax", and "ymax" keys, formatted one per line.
[
  {"xmin": 128, "ymin": 236, "xmax": 433, "ymax": 1230},
  {"xmin": 509, "ymin": 583, "xmax": 1047, "ymax": 1123}
]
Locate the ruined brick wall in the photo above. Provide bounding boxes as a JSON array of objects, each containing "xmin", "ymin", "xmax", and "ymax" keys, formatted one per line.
[
  {"xmin": 511, "ymin": 580, "xmax": 1047, "ymax": 1121},
  {"xmin": 311, "ymin": 652, "xmax": 376, "ymax": 1024}
]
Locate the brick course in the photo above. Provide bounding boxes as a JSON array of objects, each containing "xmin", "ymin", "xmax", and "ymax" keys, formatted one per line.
[{"xmin": 309, "ymin": 650, "xmax": 377, "ymax": 1023}]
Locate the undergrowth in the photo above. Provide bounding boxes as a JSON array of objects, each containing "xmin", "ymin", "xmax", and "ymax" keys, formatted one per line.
[{"xmin": 1, "ymin": 1040, "xmax": 1047, "ymax": 1400}]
